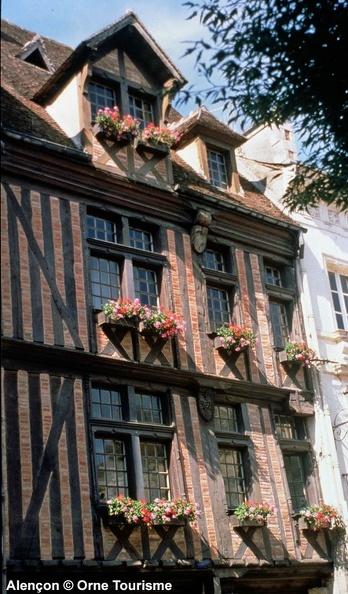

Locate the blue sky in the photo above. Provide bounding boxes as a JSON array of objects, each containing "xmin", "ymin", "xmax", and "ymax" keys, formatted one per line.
[{"xmin": 2, "ymin": 0, "xmax": 224, "ymax": 117}]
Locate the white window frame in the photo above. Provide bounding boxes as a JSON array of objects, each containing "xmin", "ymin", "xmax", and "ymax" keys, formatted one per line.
[{"xmin": 328, "ymin": 269, "xmax": 348, "ymax": 330}]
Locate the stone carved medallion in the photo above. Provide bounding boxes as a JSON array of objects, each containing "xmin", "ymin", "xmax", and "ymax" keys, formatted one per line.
[{"xmin": 197, "ymin": 388, "xmax": 215, "ymax": 421}]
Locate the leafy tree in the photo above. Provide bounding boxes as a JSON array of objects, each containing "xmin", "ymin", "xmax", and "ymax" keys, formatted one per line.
[{"xmin": 182, "ymin": 0, "xmax": 348, "ymax": 211}]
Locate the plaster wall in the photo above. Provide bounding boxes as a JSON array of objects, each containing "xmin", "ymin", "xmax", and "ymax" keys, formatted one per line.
[
  {"xmin": 177, "ymin": 140, "xmax": 205, "ymax": 178},
  {"xmin": 46, "ymin": 74, "xmax": 83, "ymax": 147}
]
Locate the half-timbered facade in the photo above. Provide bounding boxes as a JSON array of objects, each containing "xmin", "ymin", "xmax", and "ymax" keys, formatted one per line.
[{"xmin": 1, "ymin": 13, "xmax": 338, "ymax": 594}]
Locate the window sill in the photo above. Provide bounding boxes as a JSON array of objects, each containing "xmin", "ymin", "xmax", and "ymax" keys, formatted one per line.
[{"xmin": 266, "ymin": 285, "xmax": 295, "ymax": 299}]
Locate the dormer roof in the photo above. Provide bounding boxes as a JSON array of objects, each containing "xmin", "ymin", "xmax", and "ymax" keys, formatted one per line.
[
  {"xmin": 1, "ymin": 20, "xmax": 73, "ymax": 99},
  {"xmin": 17, "ymin": 34, "xmax": 55, "ymax": 73},
  {"xmin": 34, "ymin": 11, "xmax": 187, "ymax": 105},
  {"xmin": 173, "ymin": 106, "xmax": 246, "ymax": 148}
]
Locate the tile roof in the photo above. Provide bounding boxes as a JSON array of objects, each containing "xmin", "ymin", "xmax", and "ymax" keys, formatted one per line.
[
  {"xmin": 171, "ymin": 152, "xmax": 295, "ymax": 223},
  {"xmin": 172, "ymin": 106, "xmax": 246, "ymax": 147},
  {"xmin": 1, "ymin": 19, "xmax": 296, "ymax": 227},
  {"xmin": 1, "ymin": 20, "xmax": 73, "ymax": 99}
]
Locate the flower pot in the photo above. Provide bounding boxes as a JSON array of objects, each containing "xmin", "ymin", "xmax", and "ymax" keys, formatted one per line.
[
  {"xmin": 279, "ymin": 351, "xmax": 305, "ymax": 366},
  {"xmin": 152, "ymin": 518, "xmax": 187, "ymax": 526},
  {"xmin": 107, "ymin": 515, "xmax": 187, "ymax": 527}
]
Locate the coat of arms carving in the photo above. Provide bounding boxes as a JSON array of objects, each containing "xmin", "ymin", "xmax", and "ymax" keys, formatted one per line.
[{"xmin": 197, "ymin": 388, "xmax": 215, "ymax": 421}]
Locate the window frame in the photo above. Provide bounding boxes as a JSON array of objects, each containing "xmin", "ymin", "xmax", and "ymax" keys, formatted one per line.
[
  {"xmin": 328, "ymin": 269, "xmax": 348, "ymax": 331},
  {"xmin": 274, "ymin": 414, "xmax": 308, "ymax": 441},
  {"xmin": 89, "ymin": 254, "xmax": 122, "ymax": 311},
  {"xmin": 86, "ymin": 210, "xmax": 167, "ymax": 312},
  {"xmin": 269, "ymin": 299, "xmax": 291, "ymax": 349},
  {"xmin": 218, "ymin": 447, "xmax": 248, "ymax": 509},
  {"xmin": 88, "ymin": 80, "xmax": 118, "ymax": 121},
  {"xmin": 272, "ymin": 410, "xmax": 318, "ymax": 513},
  {"xmin": 202, "ymin": 245, "xmax": 237, "ymax": 333},
  {"xmin": 128, "ymin": 91, "xmax": 156, "ymax": 129},
  {"xmin": 206, "ymin": 284, "xmax": 233, "ymax": 332},
  {"xmin": 87, "ymin": 77, "xmax": 159, "ymax": 128},
  {"xmin": 89, "ymin": 384, "xmax": 175, "ymax": 503},
  {"xmin": 206, "ymin": 147, "xmax": 229, "ymax": 189},
  {"xmin": 264, "ymin": 260, "xmax": 295, "ymax": 349},
  {"xmin": 213, "ymin": 402, "xmax": 254, "ymax": 512},
  {"xmin": 282, "ymin": 451, "xmax": 313, "ymax": 511}
]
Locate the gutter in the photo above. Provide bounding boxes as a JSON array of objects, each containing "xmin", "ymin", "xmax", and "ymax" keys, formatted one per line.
[
  {"xmin": 181, "ymin": 186, "xmax": 306, "ymax": 235},
  {"xmin": 1, "ymin": 128, "xmax": 92, "ymax": 162}
]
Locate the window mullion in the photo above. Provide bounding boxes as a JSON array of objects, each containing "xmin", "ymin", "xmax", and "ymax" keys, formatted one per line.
[
  {"xmin": 131, "ymin": 434, "xmax": 145, "ymax": 499},
  {"xmin": 123, "ymin": 256, "xmax": 136, "ymax": 300}
]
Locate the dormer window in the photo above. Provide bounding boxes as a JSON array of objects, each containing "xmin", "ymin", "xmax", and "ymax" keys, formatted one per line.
[
  {"xmin": 129, "ymin": 95, "xmax": 154, "ymax": 129},
  {"xmin": 89, "ymin": 82, "xmax": 116, "ymax": 120},
  {"xmin": 17, "ymin": 35, "xmax": 54, "ymax": 73},
  {"xmin": 207, "ymin": 149, "xmax": 228, "ymax": 189},
  {"xmin": 23, "ymin": 48, "xmax": 49, "ymax": 70},
  {"xmin": 88, "ymin": 81, "xmax": 158, "ymax": 128}
]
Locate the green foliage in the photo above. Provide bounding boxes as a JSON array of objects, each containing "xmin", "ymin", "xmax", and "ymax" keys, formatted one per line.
[{"xmin": 182, "ymin": 0, "xmax": 348, "ymax": 211}]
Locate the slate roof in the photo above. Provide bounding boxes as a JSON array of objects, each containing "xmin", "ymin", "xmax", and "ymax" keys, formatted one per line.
[{"xmin": 1, "ymin": 18, "xmax": 296, "ymax": 226}]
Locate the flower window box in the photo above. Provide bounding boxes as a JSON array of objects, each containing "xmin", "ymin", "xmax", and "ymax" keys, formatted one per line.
[
  {"xmin": 230, "ymin": 515, "xmax": 265, "ymax": 528},
  {"xmin": 92, "ymin": 124, "xmax": 134, "ymax": 146},
  {"xmin": 97, "ymin": 310, "xmax": 138, "ymax": 329},
  {"xmin": 106, "ymin": 496, "xmax": 201, "ymax": 526},
  {"xmin": 231, "ymin": 501, "xmax": 276, "ymax": 528},
  {"xmin": 214, "ymin": 325, "xmax": 258, "ymax": 352},
  {"xmin": 107, "ymin": 515, "xmax": 187, "ymax": 527},
  {"xmin": 94, "ymin": 107, "xmax": 140, "ymax": 144},
  {"xmin": 213, "ymin": 336, "xmax": 248, "ymax": 353},
  {"xmin": 297, "ymin": 503, "xmax": 340, "ymax": 531},
  {"xmin": 279, "ymin": 341, "xmax": 316, "ymax": 367},
  {"xmin": 136, "ymin": 139, "xmax": 171, "ymax": 156},
  {"xmin": 136, "ymin": 123, "xmax": 180, "ymax": 155}
]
